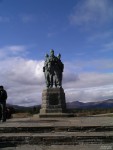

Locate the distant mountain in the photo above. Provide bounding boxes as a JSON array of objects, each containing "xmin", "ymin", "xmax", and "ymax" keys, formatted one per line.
[
  {"xmin": 66, "ymin": 101, "xmax": 85, "ymax": 109},
  {"xmin": 66, "ymin": 99, "xmax": 113, "ymax": 109},
  {"xmin": 7, "ymin": 99, "xmax": 113, "ymax": 111},
  {"xmin": 6, "ymin": 104, "xmax": 41, "ymax": 112}
]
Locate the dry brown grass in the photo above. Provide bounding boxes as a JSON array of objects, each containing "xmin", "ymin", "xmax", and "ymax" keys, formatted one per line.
[{"xmin": 12, "ymin": 113, "xmax": 33, "ymax": 118}]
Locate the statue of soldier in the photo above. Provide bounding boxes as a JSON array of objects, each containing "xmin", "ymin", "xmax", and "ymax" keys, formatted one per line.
[
  {"xmin": 43, "ymin": 49, "xmax": 64, "ymax": 88},
  {"xmin": 48, "ymin": 49, "xmax": 59, "ymax": 88},
  {"xmin": 43, "ymin": 54, "xmax": 50, "ymax": 88},
  {"xmin": 57, "ymin": 53, "xmax": 64, "ymax": 87},
  {"xmin": 0, "ymin": 86, "xmax": 7, "ymax": 122}
]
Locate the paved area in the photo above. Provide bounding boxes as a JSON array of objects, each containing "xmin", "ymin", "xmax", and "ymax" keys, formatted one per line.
[
  {"xmin": 0, "ymin": 116, "xmax": 113, "ymax": 149},
  {"xmin": 1, "ymin": 144, "xmax": 113, "ymax": 150},
  {"xmin": 0, "ymin": 116, "xmax": 113, "ymax": 127},
  {"xmin": 1, "ymin": 131, "xmax": 113, "ymax": 136}
]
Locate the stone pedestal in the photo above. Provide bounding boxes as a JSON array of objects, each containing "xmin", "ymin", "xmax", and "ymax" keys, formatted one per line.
[{"xmin": 39, "ymin": 88, "xmax": 66, "ymax": 117}]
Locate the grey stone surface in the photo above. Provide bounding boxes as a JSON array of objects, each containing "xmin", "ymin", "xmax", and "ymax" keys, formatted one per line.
[
  {"xmin": 0, "ymin": 116, "xmax": 113, "ymax": 127},
  {"xmin": 40, "ymin": 88, "xmax": 66, "ymax": 115},
  {"xmin": 0, "ymin": 144, "xmax": 113, "ymax": 150},
  {"xmin": 0, "ymin": 117, "xmax": 113, "ymax": 148}
]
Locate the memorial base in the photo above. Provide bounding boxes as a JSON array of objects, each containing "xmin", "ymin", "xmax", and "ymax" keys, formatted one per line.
[{"xmin": 39, "ymin": 87, "xmax": 67, "ymax": 117}]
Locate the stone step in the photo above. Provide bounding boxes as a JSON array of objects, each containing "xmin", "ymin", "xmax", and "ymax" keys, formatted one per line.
[
  {"xmin": 0, "ymin": 132, "xmax": 113, "ymax": 146},
  {"xmin": 0, "ymin": 126, "xmax": 113, "ymax": 133},
  {"xmin": 1, "ymin": 144, "xmax": 113, "ymax": 150},
  {"xmin": 39, "ymin": 113, "xmax": 74, "ymax": 117},
  {"xmin": 0, "ymin": 117, "xmax": 113, "ymax": 147}
]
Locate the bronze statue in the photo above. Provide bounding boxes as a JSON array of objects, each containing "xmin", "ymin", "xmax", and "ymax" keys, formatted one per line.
[
  {"xmin": 43, "ymin": 54, "xmax": 50, "ymax": 88},
  {"xmin": 0, "ymin": 85, "xmax": 7, "ymax": 122},
  {"xmin": 57, "ymin": 53, "xmax": 64, "ymax": 87},
  {"xmin": 43, "ymin": 49, "xmax": 64, "ymax": 88}
]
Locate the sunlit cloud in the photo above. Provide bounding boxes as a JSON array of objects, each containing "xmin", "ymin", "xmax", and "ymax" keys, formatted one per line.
[
  {"xmin": 0, "ymin": 0, "xmax": 112, "ymax": 107},
  {"xmin": 8, "ymin": 45, "xmax": 27, "ymax": 53},
  {"xmin": 69, "ymin": 0, "xmax": 113, "ymax": 27},
  {"xmin": 0, "ymin": 57, "xmax": 44, "ymax": 106},
  {"xmin": 0, "ymin": 45, "xmax": 28, "ymax": 58},
  {"xmin": 0, "ymin": 55, "xmax": 113, "ymax": 106},
  {"xmin": 65, "ymin": 85, "xmax": 113, "ymax": 103}
]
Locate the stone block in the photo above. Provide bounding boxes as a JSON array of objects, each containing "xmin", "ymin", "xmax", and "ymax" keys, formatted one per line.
[{"xmin": 39, "ymin": 87, "xmax": 66, "ymax": 116}]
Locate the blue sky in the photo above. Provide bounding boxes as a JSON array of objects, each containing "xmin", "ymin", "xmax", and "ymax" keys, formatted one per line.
[{"xmin": 0, "ymin": 0, "xmax": 113, "ymax": 106}]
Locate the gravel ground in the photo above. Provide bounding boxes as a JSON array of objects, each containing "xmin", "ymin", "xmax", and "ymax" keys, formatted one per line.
[
  {"xmin": 1, "ymin": 144, "xmax": 113, "ymax": 150},
  {"xmin": 0, "ymin": 116, "xmax": 113, "ymax": 150},
  {"xmin": 0, "ymin": 116, "xmax": 113, "ymax": 127}
]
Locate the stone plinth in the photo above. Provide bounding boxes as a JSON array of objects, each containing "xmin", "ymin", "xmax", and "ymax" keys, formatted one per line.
[{"xmin": 39, "ymin": 88, "xmax": 66, "ymax": 116}]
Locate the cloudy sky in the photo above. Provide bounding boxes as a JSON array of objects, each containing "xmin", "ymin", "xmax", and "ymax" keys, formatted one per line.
[{"xmin": 0, "ymin": 0, "xmax": 113, "ymax": 106}]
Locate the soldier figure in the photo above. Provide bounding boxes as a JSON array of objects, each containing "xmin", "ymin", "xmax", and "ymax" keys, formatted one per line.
[
  {"xmin": 0, "ymin": 86, "xmax": 7, "ymax": 122},
  {"xmin": 43, "ymin": 49, "xmax": 64, "ymax": 88},
  {"xmin": 48, "ymin": 49, "xmax": 58, "ymax": 87},
  {"xmin": 43, "ymin": 54, "xmax": 50, "ymax": 88},
  {"xmin": 57, "ymin": 53, "xmax": 64, "ymax": 87}
]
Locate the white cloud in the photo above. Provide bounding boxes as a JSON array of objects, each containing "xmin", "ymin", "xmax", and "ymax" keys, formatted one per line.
[
  {"xmin": 101, "ymin": 41, "xmax": 113, "ymax": 52},
  {"xmin": 63, "ymin": 60, "xmax": 113, "ymax": 103},
  {"xmin": 0, "ymin": 55, "xmax": 113, "ymax": 106},
  {"xmin": 64, "ymin": 72, "xmax": 113, "ymax": 89},
  {"xmin": 88, "ymin": 30, "xmax": 113, "ymax": 42},
  {"xmin": 65, "ymin": 85, "xmax": 113, "ymax": 103},
  {"xmin": 0, "ymin": 57, "xmax": 44, "ymax": 106},
  {"xmin": 0, "ymin": 16, "xmax": 10, "ymax": 22},
  {"xmin": 20, "ymin": 14, "xmax": 36, "ymax": 23},
  {"xmin": 92, "ymin": 59, "xmax": 113, "ymax": 70},
  {"xmin": 8, "ymin": 45, "xmax": 27, "ymax": 54},
  {"xmin": 81, "ymin": 59, "xmax": 113, "ymax": 71},
  {"xmin": 47, "ymin": 31, "xmax": 58, "ymax": 38},
  {"xmin": 64, "ymin": 59, "xmax": 113, "ymax": 73},
  {"xmin": 69, "ymin": 0, "xmax": 113, "ymax": 27},
  {"xmin": 0, "ymin": 45, "xmax": 28, "ymax": 58},
  {"xmin": 0, "ymin": 50, "xmax": 7, "ymax": 58}
]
